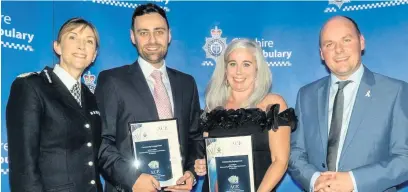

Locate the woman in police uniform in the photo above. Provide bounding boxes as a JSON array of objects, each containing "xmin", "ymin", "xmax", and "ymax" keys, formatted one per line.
[{"xmin": 6, "ymin": 18, "xmax": 102, "ymax": 192}]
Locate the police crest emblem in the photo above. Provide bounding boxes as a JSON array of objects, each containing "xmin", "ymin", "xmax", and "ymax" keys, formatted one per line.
[
  {"xmin": 83, "ymin": 71, "xmax": 96, "ymax": 94},
  {"xmin": 329, "ymin": 0, "xmax": 351, "ymax": 9},
  {"xmin": 202, "ymin": 26, "xmax": 227, "ymax": 65}
]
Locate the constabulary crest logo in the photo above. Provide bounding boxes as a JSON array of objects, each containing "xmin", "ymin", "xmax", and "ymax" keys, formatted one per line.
[
  {"xmin": 329, "ymin": 0, "xmax": 351, "ymax": 9},
  {"xmin": 148, "ymin": 161, "xmax": 160, "ymax": 169},
  {"xmin": 228, "ymin": 175, "xmax": 239, "ymax": 184},
  {"xmin": 83, "ymin": 71, "xmax": 96, "ymax": 94},
  {"xmin": 202, "ymin": 26, "xmax": 227, "ymax": 66}
]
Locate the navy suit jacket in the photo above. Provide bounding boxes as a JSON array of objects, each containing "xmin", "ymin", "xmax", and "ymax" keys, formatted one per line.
[{"xmin": 95, "ymin": 61, "xmax": 204, "ymax": 192}]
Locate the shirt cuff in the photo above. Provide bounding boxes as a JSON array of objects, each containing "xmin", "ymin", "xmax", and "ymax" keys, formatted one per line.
[
  {"xmin": 349, "ymin": 171, "xmax": 358, "ymax": 192},
  {"xmin": 310, "ymin": 172, "xmax": 321, "ymax": 192}
]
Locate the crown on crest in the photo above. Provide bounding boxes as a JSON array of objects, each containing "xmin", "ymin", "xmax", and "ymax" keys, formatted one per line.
[
  {"xmin": 211, "ymin": 26, "xmax": 222, "ymax": 38},
  {"xmin": 83, "ymin": 71, "xmax": 96, "ymax": 85}
]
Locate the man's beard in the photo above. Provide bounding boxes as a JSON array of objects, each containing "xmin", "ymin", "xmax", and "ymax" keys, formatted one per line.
[{"xmin": 137, "ymin": 44, "xmax": 167, "ymax": 64}]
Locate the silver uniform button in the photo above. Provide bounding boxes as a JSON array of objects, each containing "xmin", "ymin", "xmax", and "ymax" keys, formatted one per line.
[
  {"xmin": 90, "ymin": 180, "xmax": 95, "ymax": 185},
  {"xmin": 84, "ymin": 123, "xmax": 90, "ymax": 129},
  {"xmin": 87, "ymin": 142, "xmax": 92, "ymax": 147},
  {"xmin": 88, "ymin": 161, "xmax": 93, "ymax": 166}
]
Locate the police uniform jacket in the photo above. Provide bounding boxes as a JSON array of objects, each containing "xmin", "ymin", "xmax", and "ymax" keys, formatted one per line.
[{"xmin": 6, "ymin": 66, "xmax": 102, "ymax": 192}]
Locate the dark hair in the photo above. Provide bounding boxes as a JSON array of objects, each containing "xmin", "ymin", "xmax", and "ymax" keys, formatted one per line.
[
  {"xmin": 56, "ymin": 17, "xmax": 99, "ymax": 48},
  {"xmin": 130, "ymin": 3, "xmax": 169, "ymax": 31},
  {"xmin": 319, "ymin": 16, "xmax": 361, "ymax": 46}
]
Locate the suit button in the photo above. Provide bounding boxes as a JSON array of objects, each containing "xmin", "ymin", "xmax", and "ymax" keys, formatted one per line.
[
  {"xmin": 84, "ymin": 123, "xmax": 90, "ymax": 129},
  {"xmin": 90, "ymin": 180, "xmax": 95, "ymax": 185},
  {"xmin": 88, "ymin": 161, "xmax": 93, "ymax": 166},
  {"xmin": 322, "ymin": 163, "xmax": 326, "ymax": 168},
  {"xmin": 87, "ymin": 142, "xmax": 92, "ymax": 147}
]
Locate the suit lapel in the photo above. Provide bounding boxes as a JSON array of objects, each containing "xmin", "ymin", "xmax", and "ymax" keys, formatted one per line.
[
  {"xmin": 167, "ymin": 68, "xmax": 182, "ymax": 120},
  {"xmin": 318, "ymin": 78, "xmax": 330, "ymax": 154},
  {"xmin": 339, "ymin": 68, "xmax": 375, "ymax": 161},
  {"xmin": 128, "ymin": 62, "xmax": 159, "ymax": 119}
]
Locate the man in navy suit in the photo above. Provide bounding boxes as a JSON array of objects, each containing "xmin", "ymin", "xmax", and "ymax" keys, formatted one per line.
[
  {"xmin": 289, "ymin": 16, "xmax": 408, "ymax": 192},
  {"xmin": 95, "ymin": 3, "xmax": 203, "ymax": 192}
]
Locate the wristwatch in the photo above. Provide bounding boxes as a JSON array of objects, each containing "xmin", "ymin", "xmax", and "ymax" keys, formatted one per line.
[
  {"xmin": 186, "ymin": 171, "xmax": 197, "ymax": 186},
  {"xmin": 192, "ymin": 176, "xmax": 197, "ymax": 186}
]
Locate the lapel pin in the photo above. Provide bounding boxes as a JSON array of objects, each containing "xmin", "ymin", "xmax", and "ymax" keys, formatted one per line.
[{"xmin": 365, "ymin": 90, "xmax": 371, "ymax": 98}]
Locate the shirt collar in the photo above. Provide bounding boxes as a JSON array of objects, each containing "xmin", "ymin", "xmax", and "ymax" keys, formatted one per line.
[
  {"xmin": 138, "ymin": 57, "xmax": 168, "ymax": 79},
  {"xmin": 53, "ymin": 64, "xmax": 81, "ymax": 90},
  {"xmin": 330, "ymin": 63, "xmax": 364, "ymax": 86}
]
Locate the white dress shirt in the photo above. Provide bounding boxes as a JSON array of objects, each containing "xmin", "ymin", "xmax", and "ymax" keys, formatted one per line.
[
  {"xmin": 310, "ymin": 64, "xmax": 364, "ymax": 192},
  {"xmin": 138, "ymin": 57, "xmax": 174, "ymax": 113},
  {"xmin": 53, "ymin": 64, "xmax": 81, "ymax": 97}
]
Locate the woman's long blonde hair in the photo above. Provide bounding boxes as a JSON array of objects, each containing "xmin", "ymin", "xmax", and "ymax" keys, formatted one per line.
[{"xmin": 204, "ymin": 38, "xmax": 272, "ymax": 111}]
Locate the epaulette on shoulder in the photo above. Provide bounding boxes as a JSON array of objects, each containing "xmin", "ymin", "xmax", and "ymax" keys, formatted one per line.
[{"xmin": 16, "ymin": 71, "xmax": 40, "ymax": 78}]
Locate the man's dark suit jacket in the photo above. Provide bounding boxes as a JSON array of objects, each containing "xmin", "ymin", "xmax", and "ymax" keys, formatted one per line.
[
  {"xmin": 6, "ymin": 67, "xmax": 103, "ymax": 192},
  {"xmin": 95, "ymin": 61, "xmax": 204, "ymax": 192}
]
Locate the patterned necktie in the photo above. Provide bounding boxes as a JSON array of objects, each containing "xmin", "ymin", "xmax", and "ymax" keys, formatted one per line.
[
  {"xmin": 70, "ymin": 82, "xmax": 82, "ymax": 107},
  {"xmin": 151, "ymin": 70, "xmax": 173, "ymax": 119},
  {"xmin": 327, "ymin": 80, "xmax": 352, "ymax": 171}
]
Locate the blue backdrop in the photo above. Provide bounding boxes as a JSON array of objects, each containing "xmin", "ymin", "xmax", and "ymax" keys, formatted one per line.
[{"xmin": 1, "ymin": 1, "xmax": 408, "ymax": 191}]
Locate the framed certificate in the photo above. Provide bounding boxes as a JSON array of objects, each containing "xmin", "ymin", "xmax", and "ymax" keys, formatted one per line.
[
  {"xmin": 205, "ymin": 135, "xmax": 255, "ymax": 192},
  {"xmin": 129, "ymin": 119, "xmax": 183, "ymax": 187}
]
